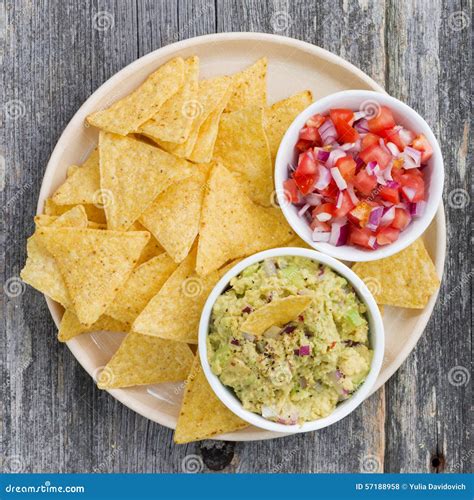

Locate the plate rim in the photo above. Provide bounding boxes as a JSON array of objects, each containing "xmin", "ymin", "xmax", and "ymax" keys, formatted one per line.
[{"xmin": 37, "ymin": 32, "xmax": 446, "ymax": 442}]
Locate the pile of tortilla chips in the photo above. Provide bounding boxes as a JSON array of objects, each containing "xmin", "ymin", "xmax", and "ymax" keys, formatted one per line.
[{"xmin": 21, "ymin": 55, "xmax": 439, "ymax": 444}]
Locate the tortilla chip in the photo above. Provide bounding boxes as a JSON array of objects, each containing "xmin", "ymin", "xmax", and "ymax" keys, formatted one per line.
[
  {"xmin": 86, "ymin": 57, "xmax": 185, "ymax": 135},
  {"xmin": 128, "ymin": 221, "xmax": 165, "ymax": 264},
  {"xmin": 139, "ymin": 166, "xmax": 207, "ymax": 263},
  {"xmin": 264, "ymin": 90, "xmax": 313, "ymax": 160},
  {"xmin": 35, "ymin": 227, "xmax": 149, "ymax": 325},
  {"xmin": 241, "ymin": 296, "xmax": 313, "ymax": 336},
  {"xmin": 196, "ymin": 164, "xmax": 294, "ymax": 276},
  {"xmin": 43, "ymin": 198, "xmax": 106, "ymax": 224},
  {"xmin": 133, "ymin": 247, "xmax": 222, "ymax": 343},
  {"xmin": 99, "ymin": 132, "xmax": 192, "ymax": 230},
  {"xmin": 352, "ymin": 239, "xmax": 440, "ymax": 308},
  {"xmin": 20, "ymin": 206, "xmax": 89, "ymax": 308},
  {"xmin": 58, "ymin": 309, "xmax": 127, "ymax": 342},
  {"xmin": 139, "ymin": 56, "xmax": 199, "ymax": 144},
  {"xmin": 213, "ymin": 106, "xmax": 272, "ymax": 206},
  {"xmin": 285, "ymin": 234, "xmax": 312, "ymax": 249},
  {"xmin": 225, "ymin": 58, "xmax": 267, "ymax": 112},
  {"xmin": 67, "ymin": 165, "xmax": 79, "ymax": 177},
  {"xmin": 106, "ymin": 253, "xmax": 177, "ymax": 326},
  {"xmin": 52, "ymin": 149, "xmax": 100, "ymax": 205},
  {"xmin": 97, "ymin": 332, "xmax": 193, "ymax": 389},
  {"xmin": 174, "ymin": 354, "xmax": 248, "ymax": 443},
  {"xmin": 154, "ymin": 76, "xmax": 231, "ymax": 159}
]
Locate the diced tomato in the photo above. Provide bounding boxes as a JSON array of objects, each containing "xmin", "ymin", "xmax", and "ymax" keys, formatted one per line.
[
  {"xmin": 379, "ymin": 186, "xmax": 400, "ymax": 204},
  {"xmin": 359, "ymin": 143, "xmax": 392, "ymax": 169},
  {"xmin": 353, "ymin": 169, "xmax": 378, "ymax": 196},
  {"xmin": 400, "ymin": 172, "xmax": 425, "ymax": 202},
  {"xmin": 330, "ymin": 108, "xmax": 354, "ymax": 124},
  {"xmin": 362, "ymin": 133, "xmax": 380, "ymax": 150},
  {"xmin": 295, "ymin": 139, "xmax": 312, "ymax": 152},
  {"xmin": 294, "ymin": 174, "xmax": 317, "ymax": 195},
  {"xmin": 334, "ymin": 118, "xmax": 359, "ymax": 143},
  {"xmin": 391, "ymin": 208, "xmax": 411, "ymax": 230},
  {"xmin": 335, "ymin": 156, "xmax": 357, "ymax": 181},
  {"xmin": 306, "ymin": 113, "xmax": 326, "ymax": 129},
  {"xmin": 368, "ymin": 106, "xmax": 396, "ymax": 134},
  {"xmin": 383, "ymin": 127, "xmax": 415, "ymax": 151},
  {"xmin": 312, "ymin": 203, "xmax": 335, "ymax": 221},
  {"xmin": 348, "ymin": 202, "xmax": 372, "ymax": 227},
  {"xmin": 295, "ymin": 152, "xmax": 317, "ymax": 176},
  {"xmin": 334, "ymin": 190, "xmax": 354, "ymax": 218},
  {"xmin": 349, "ymin": 227, "xmax": 375, "ymax": 249},
  {"xmin": 412, "ymin": 134, "xmax": 433, "ymax": 163},
  {"xmin": 283, "ymin": 179, "xmax": 300, "ymax": 203},
  {"xmin": 376, "ymin": 226, "xmax": 400, "ymax": 246},
  {"xmin": 299, "ymin": 126, "xmax": 321, "ymax": 145},
  {"xmin": 318, "ymin": 179, "xmax": 338, "ymax": 202},
  {"xmin": 310, "ymin": 218, "xmax": 331, "ymax": 232}
]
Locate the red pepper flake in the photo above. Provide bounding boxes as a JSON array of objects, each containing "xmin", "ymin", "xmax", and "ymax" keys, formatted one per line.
[
  {"xmin": 298, "ymin": 315, "xmax": 304, "ymax": 322},
  {"xmin": 328, "ymin": 341, "xmax": 337, "ymax": 350},
  {"xmin": 230, "ymin": 338, "xmax": 240, "ymax": 346}
]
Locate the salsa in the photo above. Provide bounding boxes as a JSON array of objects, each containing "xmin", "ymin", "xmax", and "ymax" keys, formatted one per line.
[
  {"xmin": 207, "ymin": 256, "xmax": 372, "ymax": 425},
  {"xmin": 284, "ymin": 105, "xmax": 433, "ymax": 249}
]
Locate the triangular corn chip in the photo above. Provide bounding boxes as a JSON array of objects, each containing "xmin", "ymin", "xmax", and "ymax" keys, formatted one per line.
[
  {"xmin": 352, "ymin": 239, "xmax": 440, "ymax": 308},
  {"xmin": 129, "ymin": 221, "xmax": 165, "ymax": 265},
  {"xmin": 43, "ymin": 198, "xmax": 106, "ymax": 224},
  {"xmin": 196, "ymin": 164, "xmax": 294, "ymax": 276},
  {"xmin": 213, "ymin": 106, "xmax": 272, "ymax": 206},
  {"xmin": 139, "ymin": 166, "xmax": 207, "ymax": 263},
  {"xmin": 154, "ymin": 76, "xmax": 231, "ymax": 159},
  {"xmin": 133, "ymin": 247, "xmax": 221, "ymax": 343},
  {"xmin": 52, "ymin": 149, "xmax": 100, "ymax": 205},
  {"xmin": 264, "ymin": 90, "xmax": 313, "ymax": 160},
  {"xmin": 139, "ymin": 56, "xmax": 199, "ymax": 144},
  {"xmin": 35, "ymin": 227, "xmax": 149, "ymax": 325},
  {"xmin": 58, "ymin": 309, "xmax": 127, "ymax": 342},
  {"xmin": 241, "ymin": 296, "xmax": 313, "ymax": 336},
  {"xmin": 86, "ymin": 57, "xmax": 185, "ymax": 135},
  {"xmin": 106, "ymin": 253, "xmax": 177, "ymax": 326},
  {"xmin": 99, "ymin": 132, "xmax": 192, "ymax": 230},
  {"xmin": 97, "ymin": 332, "xmax": 193, "ymax": 389},
  {"xmin": 174, "ymin": 354, "xmax": 248, "ymax": 444},
  {"xmin": 20, "ymin": 206, "xmax": 88, "ymax": 308},
  {"xmin": 225, "ymin": 58, "xmax": 267, "ymax": 112}
]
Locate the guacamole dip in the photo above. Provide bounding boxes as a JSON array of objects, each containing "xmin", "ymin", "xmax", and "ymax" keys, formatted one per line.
[{"xmin": 207, "ymin": 256, "xmax": 372, "ymax": 425}]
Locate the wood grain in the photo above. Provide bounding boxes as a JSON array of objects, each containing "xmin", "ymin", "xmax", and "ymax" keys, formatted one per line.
[{"xmin": 1, "ymin": 0, "xmax": 471, "ymax": 473}]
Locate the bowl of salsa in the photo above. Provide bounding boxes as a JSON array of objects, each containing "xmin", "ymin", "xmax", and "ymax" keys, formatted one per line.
[{"xmin": 274, "ymin": 90, "xmax": 444, "ymax": 261}]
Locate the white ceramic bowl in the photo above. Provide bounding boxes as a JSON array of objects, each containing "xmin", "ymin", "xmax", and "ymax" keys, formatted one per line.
[
  {"xmin": 274, "ymin": 90, "xmax": 444, "ymax": 262},
  {"xmin": 198, "ymin": 247, "xmax": 384, "ymax": 434}
]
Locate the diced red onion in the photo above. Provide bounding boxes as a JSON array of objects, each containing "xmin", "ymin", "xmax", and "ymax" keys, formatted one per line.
[
  {"xmin": 316, "ymin": 212, "xmax": 332, "ymax": 222},
  {"xmin": 379, "ymin": 138, "xmax": 391, "ymax": 156},
  {"xmin": 329, "ymin": 221, "xmax": 349, "ymax": 246},
  {"xmin": 366, "ymin": 206, "xmax": 384, "ymax": 231},
  {"xmin": 373, "ymin": 164, "xmax": 387, "ymax": 185},
  {"xmin": 319, "ymin": 118, "xmax": 337, "ymax": 144},
  {"xmin": 326, "ymin": 148, "xmax": 346, "ymax": 168},
  {"xmin": 384, "ymin": 160, "xmax": 394, "ymax": 181},
  {"xmin": 386, "ymin": 141, "xmax": 400, "ymax": 156},
  {"xmin": 341, "ymin": 142, "xmax": 355, "ymax": 151},
  {"xmin": 230, "ymin": 338, "xmax": 240, "ymax": 346},
  {"xmin": 355, "ymin": 157, "xmax": 364, "ymax": 172},
  {"xmin": 354, "ymin": 118, "xmax": 369, "ymax": 133},
  {"xmin": 315, "ymin": 148, "xmax": 330, "ymax": 162},
  {"xmin": 312, "ymin": 230, "xmax": 330, "ymax": 242},
  {"xmin": 347, "ymin": 184, "xmax": 359, "ymax": 204},
  {"xmin": 298, "ymin": 345, "xmax": 311, "ymax": 356},
  {"xmin": 386, "ymin": 180, "xmax": 400, "ymax": 189},
  {"xmin": 399, "ymin": 128, "xmax": 415, "ymax": 145},
  {"xmin": 403, "ymin": 146, "xmax": 422, "ymax": 169},
  {"xmin": 365, "ymin": 161, "xmax": 378, "ymax": 175},
  {"xmin": 331, "ymin": 167, "xmax": 347, "ymax": 190},
  {"xmin": 262, "ymin": 406, "xmax": 278, "ymax": 418},
  {"xmin": 353, "ymin": 111, "xmax": 366, "ymax": 121},
  {"xmin": 336, "ymin": 191, "xmax": 344, "ymax": 209},
  {"xmin": 314, "ymin": 165, "xmax": 331, "ymax": 190},
  {"xmin": 402, "ymin": 186, "xmax": 416, "ymax": 201},
  {"xmin": 410, "ymin": 201, "xmax": 426, "ymax": 217},
  {"xmin": 368, "ymin": 235, "xmax": 377, "ymax": 249},
  {"xmin": 297, "ymin": 203, "xmax": 311, "ymax": 217},
  {"xmin": 263, "ymin": 259, "xmax": 278, "ymax": 277},
  {"xmin": 380, "ymin": 206, "xmax": 395, "ymax": 226},
  {"xmin": 304, "ymin": 193, "xmax": 322, "ymax": 205},
  {"xmin": 243, "ymin": 332, "xmax": 255, "ymax": 341},
  {"xmin": 288, "ymin": 162, "xmax": 296, "ymax": 173}
]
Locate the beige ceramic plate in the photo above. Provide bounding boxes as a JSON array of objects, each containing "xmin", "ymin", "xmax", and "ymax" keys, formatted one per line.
[{"xmin": 38, "ymin": 33, "xmax": 446, "ymax": 441}]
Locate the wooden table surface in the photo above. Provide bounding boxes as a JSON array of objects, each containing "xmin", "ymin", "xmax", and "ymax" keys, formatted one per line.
[{"xmin": 2, "ymin": 0, "xmax": 472, "ymax": 474}]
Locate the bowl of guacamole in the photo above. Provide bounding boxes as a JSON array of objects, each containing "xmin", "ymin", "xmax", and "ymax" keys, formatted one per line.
[{"xmin": 198, "ymin": 247, "xmax": 384, "ymax": 434}]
